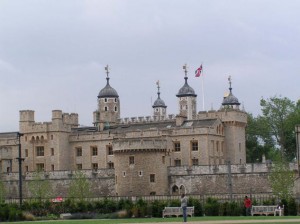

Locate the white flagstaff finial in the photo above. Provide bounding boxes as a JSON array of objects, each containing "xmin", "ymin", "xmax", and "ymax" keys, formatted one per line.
[
  {"xmin": 105, "ymin": 65, "xmax": 110, "ymax": 77},
  {"xmin": 183, "ymin": 63, "xmax": 188, "ymax": 77}
]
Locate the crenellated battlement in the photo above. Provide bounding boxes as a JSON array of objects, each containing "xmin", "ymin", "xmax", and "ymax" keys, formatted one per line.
[
  {"xmin": 19, "ymin": 110, "xmax": 79, "ymax": 134},
  {"xmin": 119, "ymin": 114, "xmax": 176, "ymax": 124}
]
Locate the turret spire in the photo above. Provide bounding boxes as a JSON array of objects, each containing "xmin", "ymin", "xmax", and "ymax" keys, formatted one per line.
[{"xmin": 105, "ymin": 65, "xmax": 110, "ymax": 84}]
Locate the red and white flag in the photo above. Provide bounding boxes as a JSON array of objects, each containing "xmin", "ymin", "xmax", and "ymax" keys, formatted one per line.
[{"xmin": 195, "ymin": 65, "xmax": 203, "ymax": 77}]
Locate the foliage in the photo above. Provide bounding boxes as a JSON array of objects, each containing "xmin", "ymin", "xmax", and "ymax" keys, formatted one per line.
[
  {"xmin": 269, "ymin": 156, "xmax": 295, "ymax": 201},
  {"xmin": 246, "ymin": 113, "xmax": 275, "ymax": 162},
  {"xmin": 188, "ymin": 197, "xmax": 203, "ymax": 216},
  {"xmin": 68, "ymin": 171, "xmax": 92, "ymax": 202},
  {"xmin": 260, "ymin": 96, "xmax": 300, "ymax": 161},
  {"xmin": 0, "ymin": 179, "xmax": 6, "ymax": 203},
  {"xmin": 204, "ymin": 197, "xmax": 220, "ymax": 216},
  {"xmin": 28, "ymin": 171, "xmax": 53, "ymax": 202}
]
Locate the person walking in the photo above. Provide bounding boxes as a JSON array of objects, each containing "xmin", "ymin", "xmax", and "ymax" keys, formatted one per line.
[
  {"xmin": 181, "ymin": 193, "xmax": 188, "ymax": 222},
  {"xmin": 244, "ymin": 195, "xmax": 252, "ymax": 216}
]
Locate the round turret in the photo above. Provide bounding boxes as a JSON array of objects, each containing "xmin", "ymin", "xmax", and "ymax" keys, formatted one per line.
[{"xmin": 222, "ymin": 76, "xmax": 240, "ymax": 107}]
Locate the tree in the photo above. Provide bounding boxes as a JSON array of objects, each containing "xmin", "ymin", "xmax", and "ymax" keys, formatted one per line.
[
  {"xmin": 28, "ymin": 171, "xmax": 53, "ymax": 202},
  {"xmin": 260, "ymin": 96, "xmax": 300, "ymax": 161},
  {"xmin": 246, "ymin": 113, "xmax": 275, "ymax": 163},
  {"xmin": 0, "ymin": 178, "xmax": 6, "ymax": 202},
  {"xmin": 68, "ymin": 171, "xmax": 92, "ymax": 202},
  {"xmin": 269, "ymin": 156, "xmax": 295, "ymax": 201}
]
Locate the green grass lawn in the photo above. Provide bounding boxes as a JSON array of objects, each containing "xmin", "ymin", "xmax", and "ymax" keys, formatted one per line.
[{"xmin": 3, "ymin": 216, "xmax": 300, "ymax": 224}]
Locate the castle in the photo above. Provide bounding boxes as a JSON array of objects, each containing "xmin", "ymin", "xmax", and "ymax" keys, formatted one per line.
[{"xmin": 0, "ymin": 65, "xmax": 250, "ymax": 197}]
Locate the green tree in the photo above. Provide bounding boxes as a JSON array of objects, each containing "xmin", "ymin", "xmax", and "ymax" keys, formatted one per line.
[
  {"xmin": 269, "ymin": 156, "xmax": 295, "ymax": 201},
  {"xmin": 28, "ymin": 171, "xmax": 53, "ymax": 202},
  {"xmin": 0, "ymin": 178, "xmax": 6, "ymax": 202},
  {"xmin": 260, "ymin": 96, "xmax": 300, "ymax": 161},
  {"xmin": 246, "ymin": 113, "xmax": 275, "ymax": 163},
  {"xmin": 68, "ymin": 171, "xmax": 92, "ymax": 202}
]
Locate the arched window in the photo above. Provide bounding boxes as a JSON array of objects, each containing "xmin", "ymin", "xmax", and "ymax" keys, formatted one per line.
[{"xmin": 172, "ymin": 185, "xmax": 179, "ymax": 195}]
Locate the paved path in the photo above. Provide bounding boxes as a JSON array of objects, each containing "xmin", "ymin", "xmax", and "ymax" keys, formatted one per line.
[{"xmin": 142, "ymin": 219, "xmax": 300, "ymax": 224}]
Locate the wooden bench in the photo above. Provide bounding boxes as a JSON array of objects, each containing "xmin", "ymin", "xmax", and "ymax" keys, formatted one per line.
[
  {"xmin": 162, "ymin": 206, "xmax": 194, "ymax": 218},
  {"xmin": 251, "ymin": 205, "xmax": 284, "ymax": 216}
]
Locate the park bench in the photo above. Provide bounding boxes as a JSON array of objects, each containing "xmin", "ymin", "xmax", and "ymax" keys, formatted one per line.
[
  {"xmin": 251, "ymin": 205, "xmax": 284, "ymax": 216},
  {"xmin": 162, "ymin": 206, "xmax": 194, "ymax": 218}
]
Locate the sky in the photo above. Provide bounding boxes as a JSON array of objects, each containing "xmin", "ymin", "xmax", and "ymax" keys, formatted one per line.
[{"xmin": 1, "ymin": 0, "xmax": 300, "ymax": 132}]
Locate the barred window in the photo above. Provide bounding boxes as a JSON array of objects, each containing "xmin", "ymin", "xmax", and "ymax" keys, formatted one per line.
[
  {"xmin": 129, "ymin": 156, "xmax": 135, "ymax": 165},
  {"xmin": 150, "ymin": 174, "xmax": 155, "ymax": 183},
  {"xmin": 191, "ymin": 141, "xmax": 198, "ymax": 151},
  {"xmin": 36, "ymin": 146, "xmax": 44, "ymax": 156},
  {"xmin": 91, "ymin": 146, "xmax": 98, "ymax": 156},
  {"xmin": 174, "ymin": 142, "xmax": 181, "ymax": 152},
  {"xmin": 76, "ymin": 147, "xmax": 82, "ymax": 157},
  {"xmin": 174, "ymin": 159, "xmax": 181, "ymax": 166}
]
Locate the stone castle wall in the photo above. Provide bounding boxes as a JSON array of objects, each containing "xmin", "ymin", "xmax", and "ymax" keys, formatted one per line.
[{"xmin": 2, "ymin": 163, "xmax": 297, "ymax": 199}]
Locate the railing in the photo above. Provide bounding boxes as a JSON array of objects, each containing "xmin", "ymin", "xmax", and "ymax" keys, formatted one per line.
[{"xmin": 4, "ymin": 192, "xmax": 276, "ymax": 205}]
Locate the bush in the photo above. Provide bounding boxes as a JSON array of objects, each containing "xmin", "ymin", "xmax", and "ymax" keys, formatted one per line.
[
  {"xmin": 204, "ymin": 197, "xmax": 220, "ymax": 216},
  {"xmin": 287, "ymin": 198, "xmax": 297, "ymax": 216},
  {"xmin": 188, "ymin": 197, "xmax": 203, "ymax": 216},
  {"xmin": 150, "ymin": 200, "xmax": 167, "ymax": 217}
]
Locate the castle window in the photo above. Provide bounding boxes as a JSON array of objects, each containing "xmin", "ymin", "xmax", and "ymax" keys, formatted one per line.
[
  {"xmin": 174, "ymin": 142, "xmax": 180, "ymax": 152},
  {"xmin": 150, "ymin": 174, "xmax": 155, "ymax": 183},
  {"xmin": 174, "ymin": 159, "xmax": 181, "ymax": 166},
  {"xmin": 91, "ymin": 146, "xmax": 98, "ymax": 156},
  {"xmin": 192, "ymin": 158, "xmax": 199, "ymax": 165},
  {"xmin": 162, "ymin": 156, "xmax": 165, "ymax": 164},
  {"xmin": 138, "ymin": 171, "xmax": 143, "ymax": 177},
  {"xmin": 105, "ymin": 106, "xmax": 108, "ymax": 111},
  {"xmin": 115, "ymin": 106, "xmax": 117, "ymax": 112},
  {"xmin": 107, "ymin": 145, "xmax": 113, "ymax": 155},
  {"xmin": 25, "ymin": 149, "xmax": 28, "ymax": 157},
  {"xmin": 92, "ymin": 163, "xmax": 98, "ymax": 171},
  {"xmin": 51, "ymin": 135, "xmax": 53, "ymax": 140},
  {"xmin": 36, "ymin": 163, "xmax": 44, "ymax": 171},
  {"xmin": 129, "ymin": 156, "xmax": 135, "ymax": 165},
  {"xmin": 51, "ymin": 148, "xmax": 54, "ymax": 156},
  {"xmin": 25, "ymin": 166, "xmax": 29, "ymax": 172},
  {"xmin": 25, "ymin": 136, "xmax": 27, "ymax": 141},
  {"xmin": 123, "ymin": 171, "xmax": 126, "ymax": 177},
  {"xmin": 108, "ymin": 162, "xmax": 114, "ymax": 169},
  {"xmin": 115, "ymin": 98, "xmax": 117, "ymax": 102},
  {"xmin": 191, "ymin": 141, "xmax": 198, "ymax": 151},
  {"xmin": 51, "ymin": 165, "xmax": 54, "ymax": 171},
  {"xmin": 76, "ymin": 147, "xmax": 82, "ymax": 157},
  {"xmin": 36, "ymin": 146, "xmax": 44, "ymax": 156},
  {"xmin": 105, "ymin": 98, "xmax": 107, "ymax": 102},
  {"xmin": 150, "ymin": 192, "xmax": 156, "ymax": 196},
  {"xmin": 77, "ymin": 164, "xmax": 82, "ymax": 170}
]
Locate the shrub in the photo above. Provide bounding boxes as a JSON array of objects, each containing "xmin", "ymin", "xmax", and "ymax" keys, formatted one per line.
[
  {"xmin": 204, "ymin": 197, "xmax": 219, "ymax": 216},
  {"xmin": 188, "ymin": 197, "xmax": 203, "ymax": 216}
]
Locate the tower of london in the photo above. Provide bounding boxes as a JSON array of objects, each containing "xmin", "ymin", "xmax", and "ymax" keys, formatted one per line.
[{"xmin": 0, "ymin": 65, "xmax": 250, "ymax": 198}]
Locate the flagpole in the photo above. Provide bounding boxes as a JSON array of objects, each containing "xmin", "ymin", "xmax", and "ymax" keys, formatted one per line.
[{"xmin": 202, "ymin": 68, "xmax": 205, "ymax": 111}]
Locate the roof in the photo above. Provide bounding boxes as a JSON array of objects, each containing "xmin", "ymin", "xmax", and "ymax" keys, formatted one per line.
[
  {"xmin": 98, "ymin": 77, "xmax": 119, "ymax": 98},
  {"xmin": 176, "ymin": 77, "xmax": 197, "ymax": 97}
]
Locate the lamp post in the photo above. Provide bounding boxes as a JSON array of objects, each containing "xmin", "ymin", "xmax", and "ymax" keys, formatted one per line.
[
  {"xmin": 295, "ymin": 126, "xmax": 300, "ymax": 176},
  {"xmin": 16, "ymin": 132, "xmax": 24, "ymax": 206}
]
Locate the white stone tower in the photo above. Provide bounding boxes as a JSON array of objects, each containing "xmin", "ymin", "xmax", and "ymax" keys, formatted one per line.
[{"xmin": 176, "ymin": 64, "xmax": 197, "ymax": 120}]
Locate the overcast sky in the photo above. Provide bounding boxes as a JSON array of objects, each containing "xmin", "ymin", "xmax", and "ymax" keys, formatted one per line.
[{"xmin": 1, "ymin": 0, "xmax": 300, "ymax": 132}]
